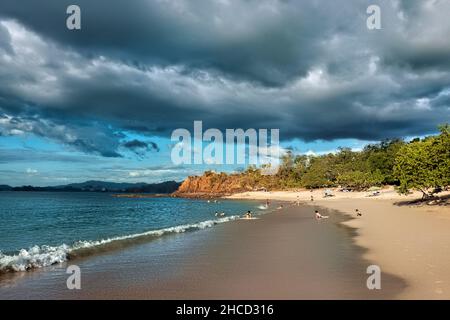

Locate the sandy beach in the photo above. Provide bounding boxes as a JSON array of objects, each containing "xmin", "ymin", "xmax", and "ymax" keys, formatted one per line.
[
  {"xmin": 0, "ymin": 198, "xmax": 405, "ymax": 300},
  {"xmin": 1, "ymin": 188, "xmax": 448, "ymax": 299},
  {"xmin": 227, "ymin": 187, "xmax": 450, "ymax": 299}
]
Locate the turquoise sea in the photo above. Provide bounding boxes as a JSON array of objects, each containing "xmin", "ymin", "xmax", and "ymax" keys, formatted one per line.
[{"xmin": 0, "ymin": 192, "xmax": 261, "ymax": 273}]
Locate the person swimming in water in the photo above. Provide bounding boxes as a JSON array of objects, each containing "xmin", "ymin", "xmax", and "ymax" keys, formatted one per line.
[
  {"xmin": 315, "ymin": 210, "xmax": 328, "ymax": 220},
  {"xmin": 244, "ymin": 210, "xmax": 252, "ymax": 219}
]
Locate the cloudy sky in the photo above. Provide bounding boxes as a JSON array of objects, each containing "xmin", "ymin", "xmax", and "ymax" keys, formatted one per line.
[{"xmin": 0, "ymin": 0, "xmax": 449, "ymax": 186}]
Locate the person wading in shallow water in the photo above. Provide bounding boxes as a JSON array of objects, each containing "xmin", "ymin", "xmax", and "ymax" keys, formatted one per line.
[{"xmin": 315, "ymin": 210, "xmax": 329, "ymax": 220}]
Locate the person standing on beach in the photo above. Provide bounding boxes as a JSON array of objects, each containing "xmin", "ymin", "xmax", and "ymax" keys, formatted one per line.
[{"xmin": 296, "ymin": 196, "xmax": 300, "ymax": 206}]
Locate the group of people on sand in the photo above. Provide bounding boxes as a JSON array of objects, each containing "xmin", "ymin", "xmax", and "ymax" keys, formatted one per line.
[
  {"xmin": 314, "ymin": 208, "xmax": 362, "ymax": 220},
  {"xmin": 263, "ymin": 193, "xmax": 363, "ymax": 221},
  {"xmin": 212, "ymin": 195, "xmax": 362, "ymax": 221}
]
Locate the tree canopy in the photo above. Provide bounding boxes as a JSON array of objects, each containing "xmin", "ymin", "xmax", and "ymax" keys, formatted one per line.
[
  {"xmin": 193, "ymin": 125, "xmax": 449, "ymax": 197},
  {"xmin": 394, "ymin": 125, "xmax": 450, "ymax": 198}
]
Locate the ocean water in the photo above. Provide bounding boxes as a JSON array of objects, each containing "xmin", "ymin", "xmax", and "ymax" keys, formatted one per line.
[{"xmin": 0, "ymin": 192, "xmax": 260, "ymax": 273}]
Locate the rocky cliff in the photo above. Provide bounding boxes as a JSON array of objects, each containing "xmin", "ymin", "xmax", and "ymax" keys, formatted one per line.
[{"xmin": 174, "ymin": 171, "xmax": 264, "ymax": 198}]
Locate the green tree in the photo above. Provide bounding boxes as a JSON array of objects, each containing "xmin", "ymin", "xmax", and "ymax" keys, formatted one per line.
[
  {"xmin": 276, "ymin": 151, "xmax": 303, "ymax": 188},
  {"xmin": 394, "ymin": 125, "xmax": 450, "ymax": 198},
  {"xmin": 364, "ymin": 139, "xmax": 405, "ymax": 184},
  {"xmin": 301, "ymin": 155, "xmax": 335, "ymax": 188},
  {"xmin": 337, "ymin": 169, "xmax": 384, "ymax": 190}
]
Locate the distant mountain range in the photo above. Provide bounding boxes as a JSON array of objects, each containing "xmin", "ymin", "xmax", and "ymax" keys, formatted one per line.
[{"xmin": 0, "ymin": 180, "xmax": 181, "ymax": 193}]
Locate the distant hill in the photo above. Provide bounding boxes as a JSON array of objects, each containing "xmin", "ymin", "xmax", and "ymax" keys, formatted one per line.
[
  {"xmin": 0, "ymin": 180, "xmax": 181, "ymax": 193},
  {"xmin": 59, "ymin": 180, "xmax": 150, "ymax": 191}
]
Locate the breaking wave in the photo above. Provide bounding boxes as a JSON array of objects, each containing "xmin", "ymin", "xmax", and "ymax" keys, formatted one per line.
[{"xmin": 0, "ymin": 215, "xmax": 240, "ymax": 273}]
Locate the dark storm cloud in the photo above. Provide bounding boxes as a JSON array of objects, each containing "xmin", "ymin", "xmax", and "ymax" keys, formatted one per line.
[
  {"xmin": 0, "ymin": 0, "xmax": 351, "ymax": 86},
  {"xmin": 0, "ymin": 22, "xmax": 13, "ymax": 54},
  {"xmin": 122, "ymin": 139, "xmax": 160, "ymax": 154},
  {"xmin": 0, "ymin": 0, "xmax": 449, "ymax": 156},
  {"xmin": 123, "ymin": 140, "xmax": 148, "ymax": 150},
  {"xmin": 148, "ymin": 141, "xmax": 160, "ymax": 152}
]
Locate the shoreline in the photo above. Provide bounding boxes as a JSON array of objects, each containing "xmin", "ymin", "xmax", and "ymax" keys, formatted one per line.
[
  {"xmin": 226, "ymin": 188, "xmax": 450, "ymax": 299},
  {"xmin": 1, "ymin": 189, "xmax": 448, "ymax": 299},
  {"xmin": 1, "ymin": 202, "xmax": 405, "ymax": 299}
]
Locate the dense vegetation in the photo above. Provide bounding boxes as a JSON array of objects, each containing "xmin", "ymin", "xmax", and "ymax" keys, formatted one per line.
[
  {"xmin": 394, "ymin": 125, "xmax": 449, "ymax": 198},
  {"xmin": 196, "ymin": 125, "xmax": 449, "ymax": 198}
]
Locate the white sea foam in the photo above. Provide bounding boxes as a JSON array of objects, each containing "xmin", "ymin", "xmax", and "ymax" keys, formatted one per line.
[
  {"xmin": 0, "ymin": 245, "xmax": 70, "ymax": 272},
  {"xmin": 0, "ymin": 215, "xmax": 240, "ymax": 273}
]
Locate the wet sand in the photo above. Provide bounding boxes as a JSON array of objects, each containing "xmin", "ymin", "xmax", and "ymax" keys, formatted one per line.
[
  {"xmin": 127, "ymin": 204, "xmax": 405, "ymax": 299},
  {"xmin": 0, "ymin": 203, "xmax": 405, "ymax": 299},
  {"xmin": 228, "ymin": 190, "xmax": 450, "ymax": 299},
  {"xmin": 315, "ymin": 199, "xmax": 450, "ymax": 299}
]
